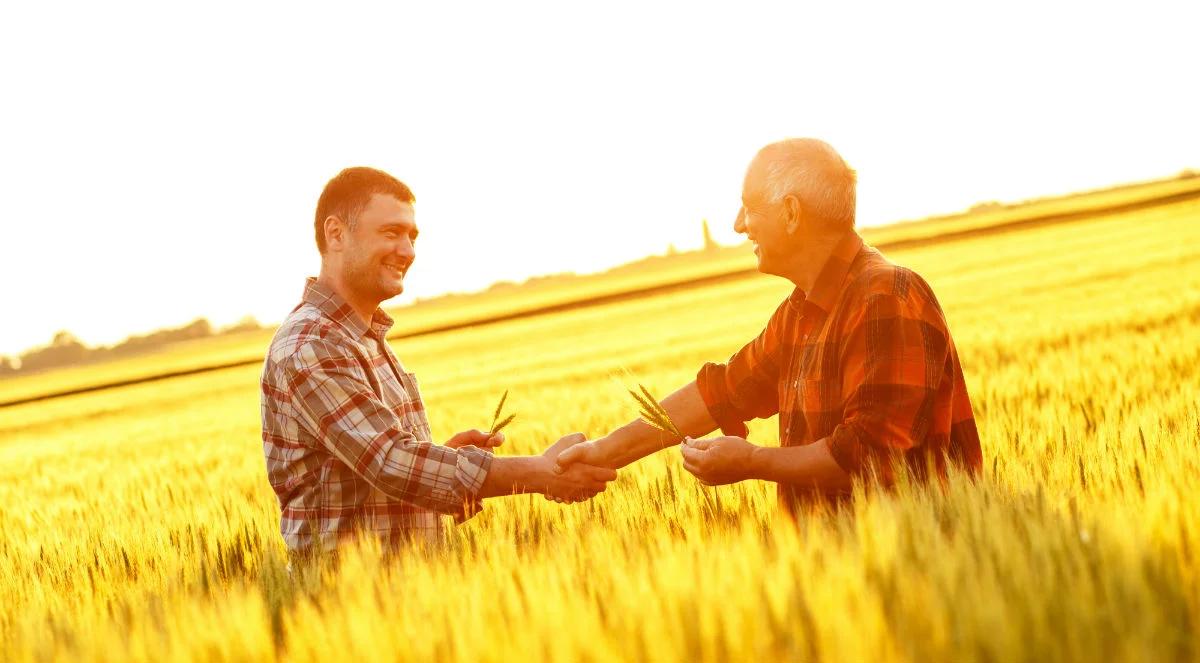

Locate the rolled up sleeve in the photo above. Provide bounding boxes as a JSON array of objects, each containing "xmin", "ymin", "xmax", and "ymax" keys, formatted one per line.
[
  {"xmin": 285, "ymin": 338, "xmax": 493, "ymax": 518},
  {"xmin": 826, "ymin": 293, "xmax": 948, "ymax": 482},
  {"xmin": 696, "ymin": 302, "xmax": 789, "ymax": 438}
]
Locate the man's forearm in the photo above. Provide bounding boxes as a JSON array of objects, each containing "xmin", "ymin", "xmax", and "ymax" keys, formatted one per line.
[
  {"xmin": 476, "ymin": 456, "xmax": 546, "ymax": 498},
  {"xmin": 595, "ymin": 381, "xmax": 719, "ymax": 468},
  {"xmin": 747, "ymin": 437, "xmax": 853, "ymax": 493}
]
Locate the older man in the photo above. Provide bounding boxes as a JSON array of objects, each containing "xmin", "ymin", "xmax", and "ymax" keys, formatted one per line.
[
  {"xmin": 557, "ymin": 139, "xmax": 980, "ymax": 513},
  {"xmin": 261, "ymin": 167, "xmax": 616, "ymax": 555}
]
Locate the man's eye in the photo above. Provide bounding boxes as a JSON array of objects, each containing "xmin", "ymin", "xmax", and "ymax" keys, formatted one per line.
[{"xmin": 383, "ymin": 231, "xmax": 398, "ymax": 239}]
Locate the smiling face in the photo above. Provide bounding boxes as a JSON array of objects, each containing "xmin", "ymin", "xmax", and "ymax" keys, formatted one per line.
[
  {"xmin": 733, "ymin": 160, "xmax": 799, "ymax": 277},
  {"xmin": 337, "ymin": 193, "xmax": 418, "ymax": 305}
]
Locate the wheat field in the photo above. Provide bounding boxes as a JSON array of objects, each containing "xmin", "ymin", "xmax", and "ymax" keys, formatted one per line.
[{"xmin": 2, "ymin": 198, "xmax": 1198, "ymax": 661}]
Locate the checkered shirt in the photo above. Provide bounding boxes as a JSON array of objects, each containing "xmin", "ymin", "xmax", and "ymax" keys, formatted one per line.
[
  {"xmin": 261, "ymin": 278, "xmax": 493, "ymax": 553},
  {"xmin": 697, "ymin": 231, "xmax": 981, "ymax": 512}
]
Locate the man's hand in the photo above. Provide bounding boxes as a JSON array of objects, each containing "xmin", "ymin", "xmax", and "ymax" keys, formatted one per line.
[
  {"xmin": 540, "ymin": 433, "xmax": 618, "ymax": 503},
  {"xmin": 445, "ymin": 429, "xmax": 504, "ymax": 450},
  {"xmin": 475, "ymin": 433, "xmax": 617, "ymax": 502},
  {"xmin": 679, "ymin": 436, "xmax": 759, "ymax": 486},
  {"xmin": 552, "ymin": 436, "xmax": 610, "ymax": 474},
  {"xmin": 554, "ymin": 382, "xmax": 720, "ymax": 475}
]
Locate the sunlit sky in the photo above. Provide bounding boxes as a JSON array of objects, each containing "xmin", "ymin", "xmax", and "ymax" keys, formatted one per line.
[{"xmin": 2, "ymin": 1, "xmax": 1197, "ymax": 357}]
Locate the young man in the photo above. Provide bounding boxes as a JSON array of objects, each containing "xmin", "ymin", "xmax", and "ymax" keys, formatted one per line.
[
  {"xmin": 261, "ymin": 167, "xmax": 616, "ymax": 555},
  {"xmin": 557, "ymin": 139, "xmax": 981, "ymax": 514}
]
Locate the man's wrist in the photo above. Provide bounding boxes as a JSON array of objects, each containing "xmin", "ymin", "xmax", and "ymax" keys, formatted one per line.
[
  {"xmin": 480, "ymin": 456, "xmax": 543, "ymax": 498},
  {"xmin": 747, "ymin": 444, "xmax": 773, "ymax": 482},
  {"xmin": 594, "ymin": 432, "xmax": 647, "ymax": 469},
  {"xmin": 589, "ymin": 435, "xmax": 623, "ymax": 468}
]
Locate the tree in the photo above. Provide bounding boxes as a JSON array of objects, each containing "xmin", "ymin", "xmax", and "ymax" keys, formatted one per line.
[
  {"xmin": 222, "ymin": 315, "xmax": 262, "ymax": 334},
  {"xmin": 19, "ymin": 330, "xmax": 88, "ymax": 372},
  {"xmin": 52, "ymin": 330, "xmax": 82, "ymax": 347},
  {"xmin": 179, "ymin": 318, "xmax": 213, "ymax": 340}
]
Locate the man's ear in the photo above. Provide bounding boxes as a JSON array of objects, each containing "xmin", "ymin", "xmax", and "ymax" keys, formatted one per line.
[
  {"xmin": 782, "ymin": 194, "xmax": 803, "ymax": 235},
  {"xmin": 323, "ymin": 215, "xmax": 345, "ymax": 251}
]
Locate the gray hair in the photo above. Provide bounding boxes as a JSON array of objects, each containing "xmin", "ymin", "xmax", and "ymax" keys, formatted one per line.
[{"xmin": 755, "ymin": 138, "xmax": 857, "ymax": 229}]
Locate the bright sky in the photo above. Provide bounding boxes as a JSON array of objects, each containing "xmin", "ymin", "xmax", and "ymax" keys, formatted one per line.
[{"xmin": 1, "ymin": 1, "xmax": 1197, "ymax": 357}]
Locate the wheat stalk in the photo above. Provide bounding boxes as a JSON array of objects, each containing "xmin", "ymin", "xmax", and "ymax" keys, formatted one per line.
[
  {"xmin": 489, "ymin": 390, "xmax": 516, "ymax": 435},
  {"xmin": 628, "ymin": 383, "xmax": 684, "ymax": 438}
]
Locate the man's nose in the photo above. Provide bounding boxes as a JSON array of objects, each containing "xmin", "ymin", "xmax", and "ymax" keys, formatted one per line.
[
  {"xmin": 397, "ymin": 238, "xmax": 416, "ymax": 260},
  {"xmin": 733, "ymin": 207, "xmax": 746, "ymax": 234}
]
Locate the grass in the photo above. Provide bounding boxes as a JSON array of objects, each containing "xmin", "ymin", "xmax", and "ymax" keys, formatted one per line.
[
  {"xmin": 629, "ymin": 383, "xmax": 684, "ymax": 438},
  {"xmin": 0, "ymin": 193, "xmax": 1198, "ymax": 661},
  {"xmin": 488, "ymin": 390, "xmax": 516, "ymax": 436}
]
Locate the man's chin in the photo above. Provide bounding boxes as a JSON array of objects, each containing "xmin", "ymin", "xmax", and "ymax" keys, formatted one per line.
[
  {"xmin": 754, "ymin": 255, "xmax": 771, "ymax": 275},
  {"xmin": 755, "ymin": 257, "xmax": 782, "ymax": 278},
  {"xmin": 375, "ymin": 278, "xmax": 405, "ymax": 301}
]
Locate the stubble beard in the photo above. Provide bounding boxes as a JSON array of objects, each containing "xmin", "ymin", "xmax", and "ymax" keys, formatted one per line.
[{"xmin": 345, "ymin": 254, "xmax": 401, "ymax": 306}]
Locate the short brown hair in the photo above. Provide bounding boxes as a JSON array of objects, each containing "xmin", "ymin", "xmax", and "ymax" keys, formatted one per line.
[{"xmin": 314, "ymin": 167, "xmax": 415, "ymax": 253}]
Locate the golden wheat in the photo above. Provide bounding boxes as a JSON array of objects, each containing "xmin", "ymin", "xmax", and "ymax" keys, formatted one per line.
[{"xmin": 1, "ymin": 198, "xmax": 1198, "ymax": 661}]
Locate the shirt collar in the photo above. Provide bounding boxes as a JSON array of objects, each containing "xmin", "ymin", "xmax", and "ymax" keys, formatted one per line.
[
  {"xmin": 790, "ymin": 230, "xmax": 865, "ymax": 314},
  {"xmin": 301, "ymin": 277, "xmax": 395, "ymax": 339}
]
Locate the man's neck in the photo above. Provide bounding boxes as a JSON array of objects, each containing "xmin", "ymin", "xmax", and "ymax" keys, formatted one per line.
[
  {"xmin": 778, "ymin": 231, "xmax": 847, "ymax": 295},
  {"xmin": 315, "ymin": 271, "xmax": 377, "ymax": 328}
]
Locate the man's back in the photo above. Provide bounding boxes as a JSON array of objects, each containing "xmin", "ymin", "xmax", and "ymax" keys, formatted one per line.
[{"xmin": 823, "ymin": 240, "xmax": 982, "ymax": 483}]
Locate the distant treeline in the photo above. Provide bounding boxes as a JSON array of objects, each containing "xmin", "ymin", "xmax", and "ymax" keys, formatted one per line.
[{"xmin": 0, "ymin": 317, "xmax": 263, "ymax": 377}]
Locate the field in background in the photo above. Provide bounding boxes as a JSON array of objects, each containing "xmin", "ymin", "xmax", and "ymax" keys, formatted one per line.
[
  {"xmin": 1, "ymin": 189, "xmax": 1199, "ymax": 661},
  {"xmin": 3, "ymin": 173, "xmax": 1197, "ymax": 408}
]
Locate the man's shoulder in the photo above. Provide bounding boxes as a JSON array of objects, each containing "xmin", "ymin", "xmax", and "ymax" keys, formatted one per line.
[
  {"xmin": 264, "ymin": 304, "xmax": 350, "ymax": 369},
  {"xmin": 847, "ymin": 248, "xmax": 935, "ymax": 304},
  {"xmin": 844, "ymin": 248, "xmax": 948, "ymax": 329}
]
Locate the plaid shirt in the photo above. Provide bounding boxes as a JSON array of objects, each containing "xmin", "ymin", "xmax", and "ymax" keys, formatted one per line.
[
  {"xmin": 697, "ymin": 231, "xmax": 981, "ymax": 512},
  {"xmin": 261, "ymin": 278, "xmax": 493, "ymax": 553}
]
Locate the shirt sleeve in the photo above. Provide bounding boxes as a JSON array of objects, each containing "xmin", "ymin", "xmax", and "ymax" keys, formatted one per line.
[
  {"xmin": 826, "ymin": 292, "xmax": 949, "ymax": 482},
  {"xmin": 283, "ymin": 337, "xmax": 493, "ymax": 517},
  {"xmin": 695, "ymin": 300, "xmax": 789, "ymax": 437}
]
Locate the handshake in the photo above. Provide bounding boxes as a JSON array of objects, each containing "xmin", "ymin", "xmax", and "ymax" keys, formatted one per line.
[
  {"xmin": 449, "ymin": 381, "xmax": 759, "ymax": 505},
  {"xmin": 449, "ymin": 430, "xmax": 620, "ymax": 504}
]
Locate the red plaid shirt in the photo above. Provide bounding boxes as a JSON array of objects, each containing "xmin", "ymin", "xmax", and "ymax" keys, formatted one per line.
[
  {"xmin": 697, "ymin": 231, "xmax": 981, "ymax": 512},
  {"xmin": 261, "ymin": 278, "xmax": 493, "ymax": 553}
]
